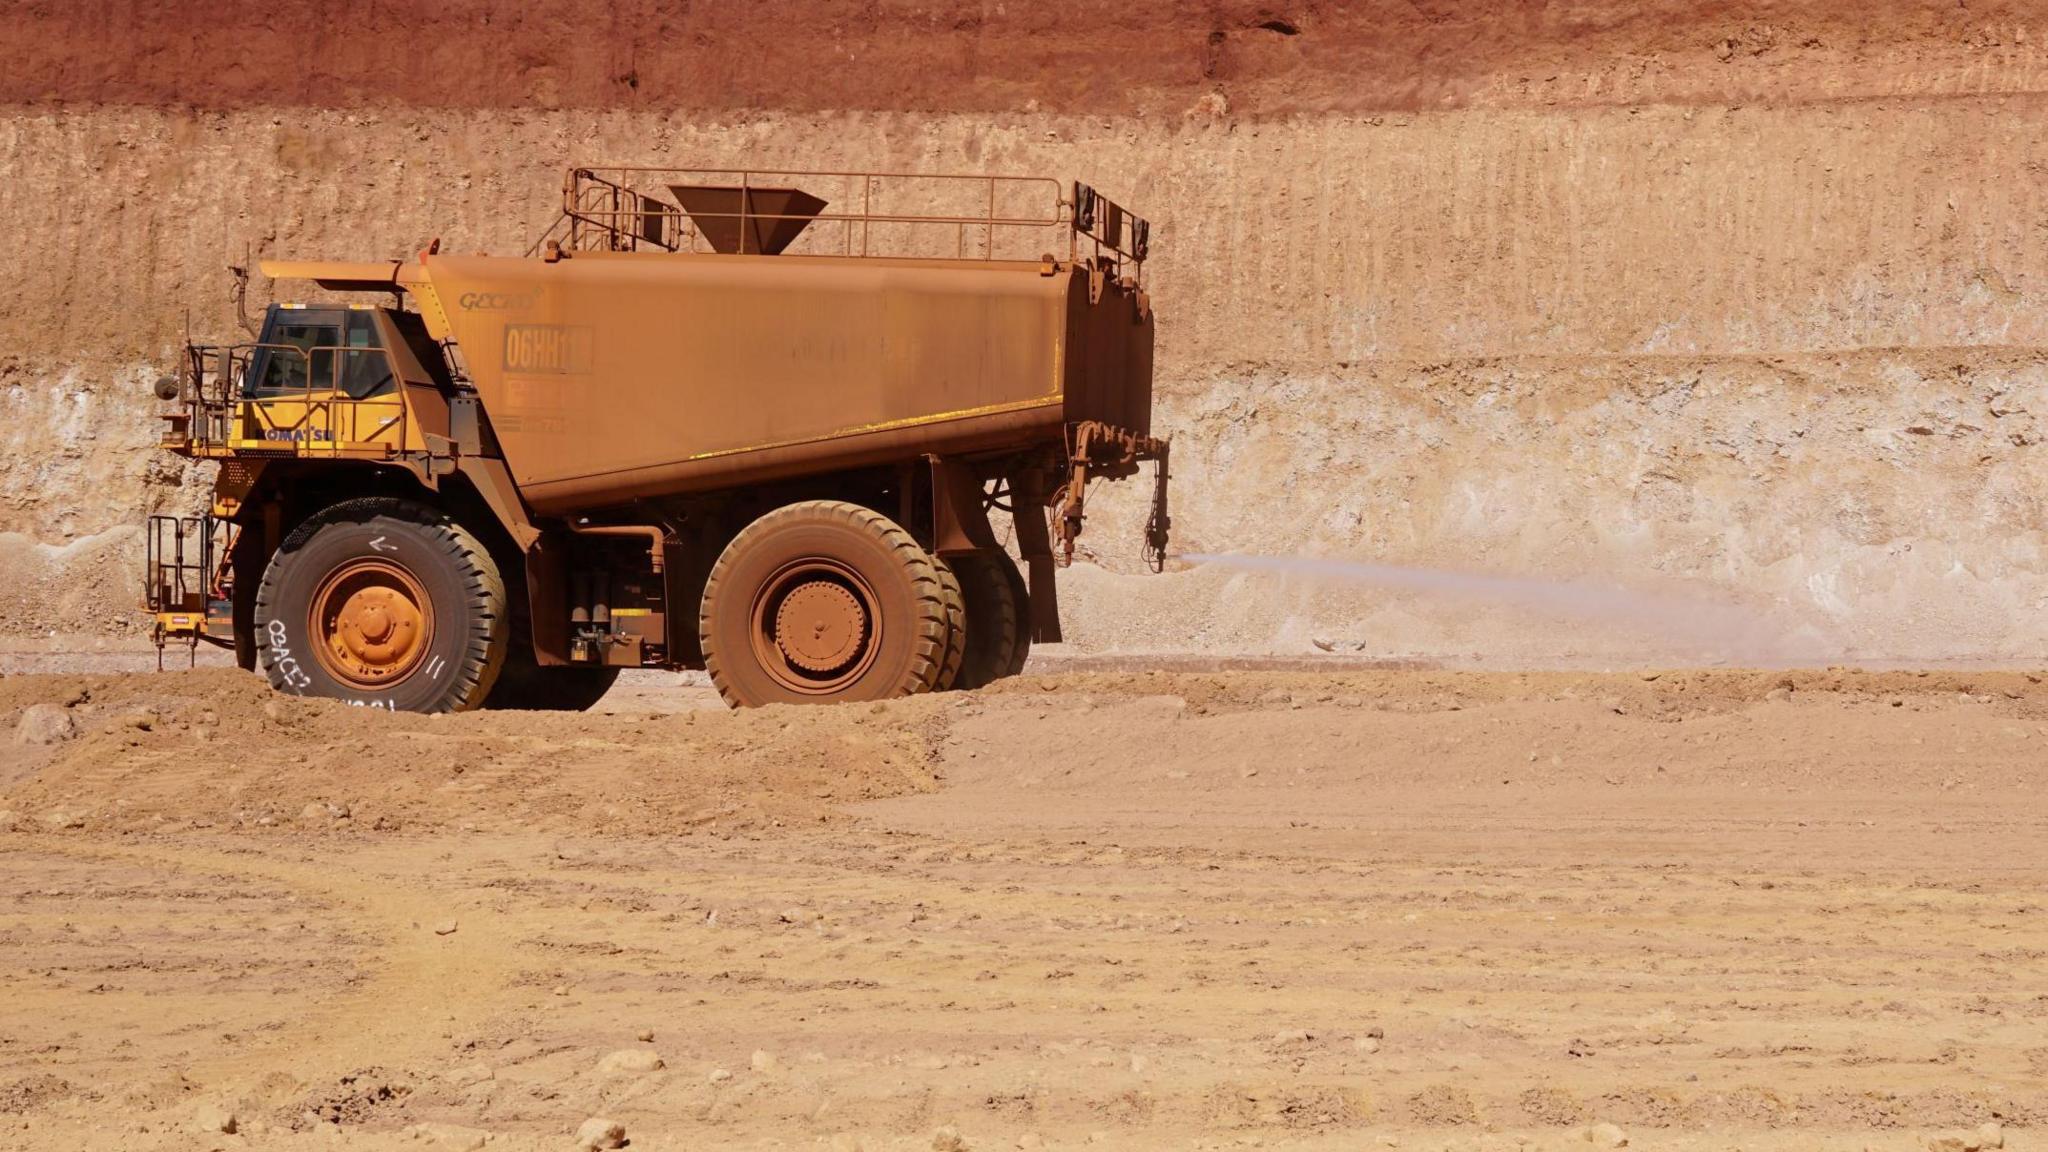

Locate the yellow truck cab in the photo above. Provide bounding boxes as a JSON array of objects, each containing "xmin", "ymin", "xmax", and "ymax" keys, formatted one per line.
[{"xmin": 234, "ymin": 304, "xmax": 420, "ymax": 448}]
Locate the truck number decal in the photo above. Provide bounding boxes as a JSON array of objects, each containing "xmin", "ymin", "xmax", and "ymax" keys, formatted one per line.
[{"xmin": 503, "ymin": 325, "xmax": 593, "ymax": 374}]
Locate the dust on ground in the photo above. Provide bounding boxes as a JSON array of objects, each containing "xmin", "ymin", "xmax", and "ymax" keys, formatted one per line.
[{"xmin": 2, "ymin": 666, "xmax": 2045, "ymax": 1151}]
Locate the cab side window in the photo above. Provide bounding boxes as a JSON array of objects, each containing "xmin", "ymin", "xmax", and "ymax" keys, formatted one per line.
[
  {"xmin": 247, "ymin": 310, "xmax": 394, "ymax": 398},
  {"xmin": 340, "ymin": 311, "xmax": 396, "ymax": 399},
  {"xmin": 251, "ymin": 320, "xmax": 340, "ymax": 396}
]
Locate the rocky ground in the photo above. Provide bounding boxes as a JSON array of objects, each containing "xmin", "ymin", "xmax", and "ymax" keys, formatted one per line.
[{"xmin": 2, "ymin": 664, "xmax": 2044, "ymax": 1151}]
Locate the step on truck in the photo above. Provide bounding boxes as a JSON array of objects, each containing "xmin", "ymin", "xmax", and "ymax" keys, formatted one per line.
[{"xmin": 144, "ymin": 166, "xmax": 1169, "ymax": 711}]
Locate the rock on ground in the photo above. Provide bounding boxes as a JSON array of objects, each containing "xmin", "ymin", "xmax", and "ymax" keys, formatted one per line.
[
  {"xmin": 1926, "ymin": 1123, "xmax": 2005, "ymax": 1152},
  {"xmin": 190, "ymin": 1102, "xmax": 236, "ymax": 1135},
  {"xmin": 596, "ymin": 1049, "xmax": 663, "ymax": 1076},
  {"xmin": 14, "ymin": 703, "xmax": 75, "ymax": 745},
  {"xmin": 402, "ymin": 1122, "xmax": 489, "ymax": 1150},
  {"xmin": 575, "ymin": 1117, "xmax": 626, "ymax": 1150}
]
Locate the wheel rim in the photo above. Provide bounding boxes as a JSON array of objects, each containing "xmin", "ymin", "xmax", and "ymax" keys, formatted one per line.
[
  {"xmin": 308, "ymin": 558, "xmax": 435, "ymax": 690},
  {"xmin": 750, "ymin": 558, "xmax": 882, "ymax": 695}
]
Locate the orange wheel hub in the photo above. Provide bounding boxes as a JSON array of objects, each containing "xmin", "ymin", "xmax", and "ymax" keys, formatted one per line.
[
  {"xmin": 775, "ymin": 581, "xmax": 866, "ymax": 672},
  {"xmin": 750, "ymin": 559, "xmax": 881, "ymax": 694},
  {"xmin": 309, "ymin": 559, "xmax": 434, "ymax": 689}
]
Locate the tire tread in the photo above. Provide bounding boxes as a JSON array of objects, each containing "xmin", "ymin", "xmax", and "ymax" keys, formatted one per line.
[
  {"xmin": 933, "ymin": 557, "xmax": 967, "ymax": 691},
  {"xmin": 952, "ymin": 550, "xmax": 1022, "ymax": 690}
]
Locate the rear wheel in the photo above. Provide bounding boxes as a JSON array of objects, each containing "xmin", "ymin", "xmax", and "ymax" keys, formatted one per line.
[
  {"xmin": 253, "ymin": 498, "xmax": 507, "ymax": 713},
  {"xmin": 997, "ymin": 549, "xmax": 1032, "ymax": 677},
  {"xmin": 952, "ymin": 550, "xmax": 1022, "ymax": 690},
  {"xmin": 700, "ymin": 501, "xmax": 949, "ymax": 708},
  {"xmin": 933, "ymin": 558, "xmax": 967, "ymax": 691}
]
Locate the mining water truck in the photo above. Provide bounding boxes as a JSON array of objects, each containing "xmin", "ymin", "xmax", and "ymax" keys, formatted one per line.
[{"xmin": 143, "ymin": 167, "xmax": 1169, "ymax": 711}]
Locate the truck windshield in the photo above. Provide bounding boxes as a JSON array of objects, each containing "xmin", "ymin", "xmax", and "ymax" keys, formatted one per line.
[{"xmin": 247, "ymin": 309, "xmax": 394, "ymax": 400}]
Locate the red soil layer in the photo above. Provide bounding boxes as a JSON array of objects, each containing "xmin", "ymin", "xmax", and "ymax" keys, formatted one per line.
[{"xmin": 6, "ymin": 0, "xmax": 2040, "ymax": 114}]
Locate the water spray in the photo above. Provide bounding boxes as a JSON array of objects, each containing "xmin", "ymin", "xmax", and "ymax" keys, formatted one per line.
[{"xmin": 1172, "ymin": 551, "xmax": 1837, "ymax": 665}]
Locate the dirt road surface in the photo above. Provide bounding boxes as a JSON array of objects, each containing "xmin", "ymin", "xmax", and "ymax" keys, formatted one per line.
[{"xmin": 2, "ymin": 666, "xmax": 2044, "ymax": 1151}]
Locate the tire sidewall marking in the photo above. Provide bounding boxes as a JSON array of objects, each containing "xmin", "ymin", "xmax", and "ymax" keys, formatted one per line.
[{"xmin": 263, "ymin": 617, "xmax": 315, "ymax": 693}]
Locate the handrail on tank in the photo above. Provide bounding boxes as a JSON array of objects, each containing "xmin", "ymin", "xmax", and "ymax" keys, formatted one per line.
[{"xmin": 526, "ymin": 166, "xmax": 1150, "ymax": 280}]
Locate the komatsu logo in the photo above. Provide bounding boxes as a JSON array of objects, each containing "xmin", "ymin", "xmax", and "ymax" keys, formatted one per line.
[{"xmin": 457, "ymin": 290, "xmax": 541, "ymax": 311}]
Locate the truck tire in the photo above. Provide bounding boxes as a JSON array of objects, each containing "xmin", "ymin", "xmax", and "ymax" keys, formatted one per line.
[
  {"xmin": 700, "ymin": 501, "xmax": 949, "ymax": 708},
  {"xmin": 934, "ymin": 558, "xmax": 967, "ymax": 691},
  {"xmin": 998, "ymin": 549, "xmax": 1032, "ymax": 677},
  {"xmin": 484, "ymin": 648, "xmax": 621, "ymax": 711},
  {"xmin": 253, "ymin": 498, "xmax": 508, "ymax": 714},
  {"xmin": 951, "ymin": 551, "xmax": 1020, "ymax": 690}
]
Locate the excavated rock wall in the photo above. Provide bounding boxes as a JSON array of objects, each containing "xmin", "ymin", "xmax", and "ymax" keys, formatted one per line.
[{"xmin": 3, "ymin": 2, "xmax": 2044, "ymax": 660}]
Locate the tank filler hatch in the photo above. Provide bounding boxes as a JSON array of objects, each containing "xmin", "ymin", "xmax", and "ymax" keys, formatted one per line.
[
  {"xmin": 667, "ymin": 185, "xmax": 829, "ymax": 255},
  {"xmin": 533, "ymin": 168, "xmax": 1084, "ymax": 265}
]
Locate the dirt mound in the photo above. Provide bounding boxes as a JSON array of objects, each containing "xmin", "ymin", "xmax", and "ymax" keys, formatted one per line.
[
  {"xmin": 10, "ymin": 664, "xmax": 2042, "ymax": 839},
  {"xmin": 0, "ymin": 669, "xmax": 950, "ymax": 836}
]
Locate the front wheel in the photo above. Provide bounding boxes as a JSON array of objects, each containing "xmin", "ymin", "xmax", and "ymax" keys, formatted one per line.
[
  {"xmin": 699, "ymin": 501, "xmax": 950, "ymax": 708},
  {"xmin": 253, "ymin": 498, "xmax": 508, "ymax": 713}
]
